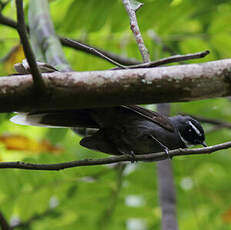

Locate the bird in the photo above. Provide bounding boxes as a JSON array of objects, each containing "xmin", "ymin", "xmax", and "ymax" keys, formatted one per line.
[{"xmin": 10, "ymin": 105, "xmax": 206, "ymax": 160}]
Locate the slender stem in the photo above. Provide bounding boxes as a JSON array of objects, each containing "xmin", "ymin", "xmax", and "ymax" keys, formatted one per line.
[
  {"xmin": 0, "ymin": 0, "xmax": 10, "ymax": 11},
  {"xmin": 62, "ymin": 38, "xmax": 126, "ymax": 69},
  {"xmin": 15, "ymin": 0, "xmax": 45, "ymax": 94},
  {"xmin": 0, "ymin": 141, "xmax": 230, "ymax": 171},
  {"xmin": 113, "ymin": 50, "xmax": 210, "ymax": 69},
  {"xmin": 122, "ymin": 0, "xmax": 150, "ymax": 62},
  {"xmin": 60, "ymin": 37, "xmax": 140, "ymax": 66}
]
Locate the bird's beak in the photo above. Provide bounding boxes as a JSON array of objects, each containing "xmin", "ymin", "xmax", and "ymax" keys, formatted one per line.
[{"xmin": 202, "ymin": 142, "xmax": 207, "ymax": 147}]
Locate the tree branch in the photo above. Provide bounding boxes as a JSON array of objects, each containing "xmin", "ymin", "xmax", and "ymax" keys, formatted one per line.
[
  {"xmin": 0, "ymin": 59, "xmax": 231, "ymax": 112},
  {"xmin": 0, "ymin": 0, "xmax": 10, "ymax": 11},
  {"xmin": 0, "ymin": 141, "xmax": 230, "ymax": 171},
  {"xmin": 15, "ymin": 0, "xmax": 45, "ymax": 94},
  {"xmin": 60, "ymin": 37, "xmax": 140, "ymax": 66},
  {"xmin": 62, "ymin": 38, "xmax": 126, "ymax": 69},
  {"xmin": 113, "ymin": 50, "xmax": 209, "ymax": 69}
]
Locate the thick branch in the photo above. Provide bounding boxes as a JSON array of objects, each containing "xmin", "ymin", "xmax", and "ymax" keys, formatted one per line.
[
  {"xmin": 0, "ymin": 59, "xmax": 231, "ymax": 112},
  {"xmin": 0, "ymin": 141, "xmax": 230, "ymax": 171}
]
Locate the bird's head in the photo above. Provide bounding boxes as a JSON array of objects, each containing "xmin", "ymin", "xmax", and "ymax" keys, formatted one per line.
[{"xmin": 171, "ymin": 115, "xmax": 206, "ymax": 147}]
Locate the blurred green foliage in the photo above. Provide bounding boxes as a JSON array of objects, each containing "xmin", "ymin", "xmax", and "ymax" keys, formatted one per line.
[{"xmin": 1, "ymin": 0, "xmax": 231, "ymax": 229}]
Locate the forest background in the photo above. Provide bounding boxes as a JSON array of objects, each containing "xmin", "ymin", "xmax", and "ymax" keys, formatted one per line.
[{"xmin": 0, "ymin": 0, "xmax": 231, "ymax": 229}]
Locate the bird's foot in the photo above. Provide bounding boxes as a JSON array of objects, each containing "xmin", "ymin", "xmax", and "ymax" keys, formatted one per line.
[
  {"xmin": 124, "ymin": 151, "xmax": 136, "ymax": 163},
  {"xmin": 163, "ymin": 147, "xmax": 172, "ymax": 160}
]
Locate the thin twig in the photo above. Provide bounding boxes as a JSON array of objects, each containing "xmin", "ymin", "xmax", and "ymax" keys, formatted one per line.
[
  {"xmin": 15, "ymin": 0, "xmax": 45, "ymax": 93},
  {"xmin": 62, "ymin": 38, "xmax": 126, "ymax": 69},
  {"xmin": 113, "ymin": 50, "xmax": 210, "ymax": 69},
  {"xmin": 60, "ymin": 37, "xmax": 140, "ymax": 66},
  {"xmin": 0, "ymin": 142, "xmax": 230, "ymax": 171},
  {"xmin": 0, "ymin": 0, "xmax": 10, "ymax": 11},
  {"xmin": 122, "ymin": 0, "xmax": 150, "ymax": 62},
  {"xmin": 0, "ymin": 12, "xmax": 16, "ymax": 28}
]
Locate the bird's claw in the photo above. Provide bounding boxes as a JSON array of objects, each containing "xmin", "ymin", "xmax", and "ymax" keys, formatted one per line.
[
  {"xmin": 164, "ymin": 147, "xmax": 172, "ymax": 160},
  {"xmin": 128, "ymin": 151, "xmax": 137, "ymax": 163}
]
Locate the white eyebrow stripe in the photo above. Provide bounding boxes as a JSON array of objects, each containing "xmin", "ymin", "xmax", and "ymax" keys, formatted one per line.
[{"xmin": 188, "ymin": 121, "xmax": 202, "ymax": 136}]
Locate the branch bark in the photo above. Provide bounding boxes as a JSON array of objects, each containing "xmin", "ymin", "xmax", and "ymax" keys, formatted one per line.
[
  {"xmin": 0, "ymin": 141, "xmax": 230, "ymax": 171},
  {"xmin": 1, "ymin": 59, "xmax": 231, "ymax": 112}
]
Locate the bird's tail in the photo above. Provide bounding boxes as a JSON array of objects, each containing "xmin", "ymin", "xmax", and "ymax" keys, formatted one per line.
[{"xmin": 10, "ymin": 110, "xmax": 99, "ymax": 128}]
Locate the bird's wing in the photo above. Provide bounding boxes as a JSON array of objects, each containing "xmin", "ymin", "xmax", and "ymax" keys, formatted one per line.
[
  {"xmin": 121, "ymin": 105, "xmax": 175, "ymax": 132},
  {"xmin": 10, "ymin": 105, "xmax": 175, "ymax": 132}
]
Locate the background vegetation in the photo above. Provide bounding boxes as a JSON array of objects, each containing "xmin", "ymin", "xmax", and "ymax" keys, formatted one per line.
[{"xmin": 0, "ymin": 0, "xmax": 231, "ymax": 229}]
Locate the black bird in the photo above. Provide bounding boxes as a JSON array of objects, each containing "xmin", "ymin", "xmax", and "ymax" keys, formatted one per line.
[{"xmin": 10, "ymin": 105, "xmax": 206, "ymax": 159}]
